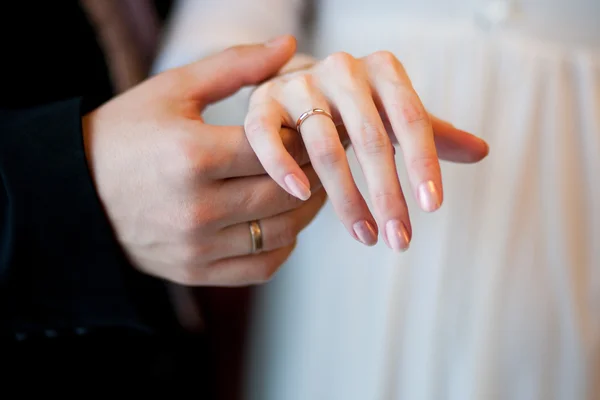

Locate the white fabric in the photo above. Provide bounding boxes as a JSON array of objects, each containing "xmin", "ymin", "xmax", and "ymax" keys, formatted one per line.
[{"xmin": 153, "ymin": 1, "xmax": 600, "ymax": 399}]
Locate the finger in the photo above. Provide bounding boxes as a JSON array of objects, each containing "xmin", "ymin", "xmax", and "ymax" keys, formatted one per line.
[
  {"xmin": 316, "ymin": 53, "xmax": 410, "ymax": 251},
  {"xmin": 276, "ymin": 73, "xmax": 378, "ymax": 247},
  {"xmin": 181, "ymin": 35, "xmax": 297, "ymax": 108},
  {"xmin": 244, "ymin": 97, "xmax": 312, "ymax": 200},
  {"xmin": 379, "ymin": 114, "xmax": 489, "ymax": 163},
  {"xmin": 216, "ymin": 165, "xmax": 322, "ymax": 228},
  {"xmin": 364, "ymin": 51, "xmax": 442, "ymax": 213},
  {"xmin": 177, "ymin": 241, "xmax": 297, "ymax": 287},
  {"xmin": 429, "ymin": 115, "xmax": 490, "ymax": 163},
  {"xmin": 200, "ymin": 114, "xmax": 351, "ymax": 182},
  {"xmin": 191, "ymin": 124, "xmax": 312, "ymax": 180},
  {"xmin": 208, "ymin": 188, "xmax": 328, "ymax": 261},
  {"xmin": 202, "ymin": 242, "xmax": 298, "ymax": 286}
]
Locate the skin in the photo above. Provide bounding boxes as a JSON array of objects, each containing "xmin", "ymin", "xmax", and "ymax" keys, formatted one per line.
[
  {"xmin": 82, "ymin": 35, "xmax": 488, "ymax": 287},
  {"xmin": 82, "ymin": 36, "xmax": 326, "ymax": 286},
  {"xmin": 245, "ymin": 45, "xmax": 489, "ymax": 252}
]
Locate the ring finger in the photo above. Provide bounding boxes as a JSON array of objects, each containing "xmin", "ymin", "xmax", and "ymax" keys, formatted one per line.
[{"xmin": 209, "ymin": 187, "xmax": 328, "ymax": 261}]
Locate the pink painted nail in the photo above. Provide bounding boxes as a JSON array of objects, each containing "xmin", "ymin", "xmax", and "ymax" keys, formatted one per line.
[
  {"xmin": 418, "ymin": 180, "xmax": 441, "ymax": 212},
  {"xmin": 385, "ymin": 220, "xmax": 410, "ymax": 252},
  {"xmin": 353, "ymin": 220, "xmax": 378, "ymax": 246},
  {"xmin": 284, "ymin": 173, "xmax": 311, "ymax": 201}
]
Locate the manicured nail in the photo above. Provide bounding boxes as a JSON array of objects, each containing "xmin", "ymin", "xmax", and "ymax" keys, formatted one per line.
[
  {"xmin": 353, "ymin": 220, "xmax": 378, "ymax": 246},
  {"xmin": 266, "ymin": 35, "xmax": 288, "ymax": 47},
  {"xmin": 385, "ymin": 220, "xmax": 410, "ymax": 252},
  {"xmin": 418, "ymin": 180, "xmax": 441, "ymax": 212},
  {"xmin": 284, "ymin": 173, "xmax": 311, "ymax": 200}
]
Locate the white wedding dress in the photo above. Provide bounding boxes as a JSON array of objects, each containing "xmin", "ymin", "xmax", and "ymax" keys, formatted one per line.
[{"xmin": 153, "ymin": 1, "xmax": 600, "ymax": 399}]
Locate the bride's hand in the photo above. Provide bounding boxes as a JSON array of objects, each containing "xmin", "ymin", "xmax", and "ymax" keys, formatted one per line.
[{"xmin": 244, "ymin": 50, "xmax": 488, "ymax": 251}]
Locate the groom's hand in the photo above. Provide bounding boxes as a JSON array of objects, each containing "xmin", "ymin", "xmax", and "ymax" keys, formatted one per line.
[{"xmin": 82, "ymin": 36, "xmax": 325, "ymax": 286}]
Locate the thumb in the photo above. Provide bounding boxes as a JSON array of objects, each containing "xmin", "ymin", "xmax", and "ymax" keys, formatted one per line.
[{"xmin": 183, "ymin": 35, "xmax": 297, "ymax": 108}]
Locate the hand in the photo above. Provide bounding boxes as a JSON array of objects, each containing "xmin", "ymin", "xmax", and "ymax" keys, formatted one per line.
[
  {"xmin": 82, "ymin": 36, "xmax": 326, "ymax": 286},
  {"xmin": 244, "ymin": 51, "xmax": 489, "ymax": 251}
]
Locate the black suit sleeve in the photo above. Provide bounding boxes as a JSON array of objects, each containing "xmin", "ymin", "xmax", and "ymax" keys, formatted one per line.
[{"xmin": 0, "ymin": 98, "xmax": 149, "ymax": 335}]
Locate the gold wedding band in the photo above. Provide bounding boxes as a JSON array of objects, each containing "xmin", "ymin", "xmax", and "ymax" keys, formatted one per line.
[
  {"xmin": 249, "ymin": 220, "xmax": 263, "ymax": 254},
  {"xmin": 295, "ymin": 108, "xmax": 334, "ymax": 135}
]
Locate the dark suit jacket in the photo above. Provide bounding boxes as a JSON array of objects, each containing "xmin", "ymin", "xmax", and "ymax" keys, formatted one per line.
[{"xmin": 0, "ymin": 1, "xmax": 218, "ymax": 387}]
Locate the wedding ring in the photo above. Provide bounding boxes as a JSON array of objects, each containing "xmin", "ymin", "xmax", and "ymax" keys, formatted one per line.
[
  {"xmin": 249, "ymin": 220, "xmax": 263, "ymax": 254},
  {"xmin": 295, "ymin": 108, "xmax": 334, "ymax": 134}
]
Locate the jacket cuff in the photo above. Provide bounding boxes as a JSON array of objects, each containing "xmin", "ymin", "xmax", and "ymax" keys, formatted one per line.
[{"xmin": 0, "ymin": 98, "xmax": 173, "ymax": 335}]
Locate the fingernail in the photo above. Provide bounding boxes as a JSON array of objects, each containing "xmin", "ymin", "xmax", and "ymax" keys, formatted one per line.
[
  {"xmin": 418, "ymin": 180, "xmax": 441, "ymax": 212},
  {"xmin": 385, "ymin": 220, "xmax": 410, "ymax": 252},
  {"xmin": 265, "ymin": 35, "xmax": 288, "ymax": 47},
  {"xmin": 353, "ymin": 220, "xmax": 378, "ymax": 246},
  {"xmin": 284, "ymin": 173, "xmax": 311, "ymax": 201}
]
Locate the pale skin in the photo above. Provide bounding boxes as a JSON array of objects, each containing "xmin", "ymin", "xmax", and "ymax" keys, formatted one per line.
[
  {"xmin": 246, "ymin": 36, "xmax": 489, "ymax": 252},
  {"xmin": 82, "ymin": 36, "xmax": 487, "ymax": 287},
  {"xmin": 82, "ymin": 36, "xmax": 327, "ymax": 286}
]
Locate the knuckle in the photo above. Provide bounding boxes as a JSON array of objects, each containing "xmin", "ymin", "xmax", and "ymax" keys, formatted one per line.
[
  {"xmin": 403, "ymin": 103, "xmax": 429, "ymax": 126},
  {"xmin": 338, "ymin": 191, "xmax": 361, "ymax": 217},
  {"xmin": 324, "ymin": 51, "xmax": 355, "ymax": 70},
  {"xmin": 366, "ymin": 51, "xmax": 406, "ymax": 80},
  {"xmin": 176, "ymin": 203, "xmax": 219, "ymax": 236},
  {"xmin": 409, "ymin": 154, "xmax": 440, "ymax": 174},
  {"xmin": 372, "ymin": 189, "xmax": 399, "ymax": 212},
  {"xmin": 356, "ymin": 121, "xmax": 390, "ymax": 156},
  {"xmin": 309, "ymin": 138, "xmax": 346, "ymax": 167},
  {"xmin": 244, "ymin": 115, "xmax": 269, "ymax": 138},
  {"xmin": 285, "ymin": 73, "xmax": 313, "ymax": 94},
  {"xmin": 250, "ymin": 81, "xmax": 276, "ymax": 102},
  {"xmin": 368, "ymin": 50, "xmax": 399, "ymax": 67},
  {"xmin": 169, "ymin": 135, "xmax": 216, "ymax": 181},
  {"xmin": 325, "ymin": 52, "xmax": 360, "ymax": 86},
  {"xmin": 395, "ymin": 95, "xmax": 429, "ymax": 127},
  {"xmin": 190, "ymin": 155, "xmax": 217, "ymax": 178}
]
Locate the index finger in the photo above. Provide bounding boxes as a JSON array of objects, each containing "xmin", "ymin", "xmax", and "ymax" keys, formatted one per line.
[{"xmin": 244, "ymin": 98, "xmax": 312, "ymax": 201}]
